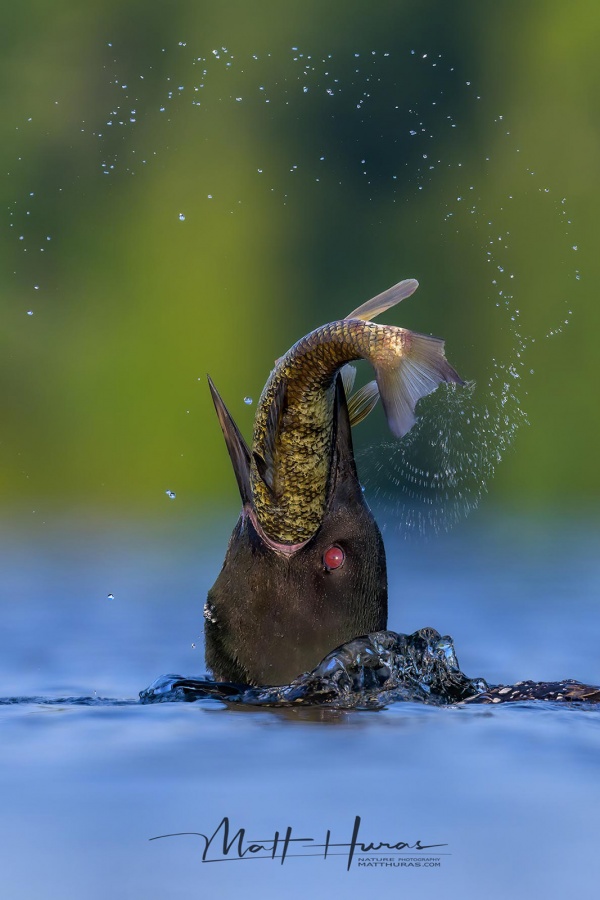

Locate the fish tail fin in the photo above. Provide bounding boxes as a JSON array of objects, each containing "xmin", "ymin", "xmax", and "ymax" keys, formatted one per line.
[{"xmin": 375, "ymin": 331, "xmax": 464, "ymax": 439}]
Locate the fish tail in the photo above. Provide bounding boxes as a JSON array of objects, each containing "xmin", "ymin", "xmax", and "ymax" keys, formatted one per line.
[{"xmin": 375, "ymin": 330, "xmax": 464, "ymax": 439}]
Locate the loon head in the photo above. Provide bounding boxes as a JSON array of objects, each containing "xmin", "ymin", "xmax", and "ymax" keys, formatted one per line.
[{"xmin": 204, "ymin": 375, "xmax": 387, "ymax": 686}]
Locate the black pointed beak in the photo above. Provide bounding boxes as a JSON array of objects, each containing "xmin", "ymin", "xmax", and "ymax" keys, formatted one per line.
[
  {"xmin": 325, "ymin": 373, "xmax": 363, "ymax": 507},
  {"xmin": 207, "ymin": 375, "xmax": 252, "ymax": 506}
]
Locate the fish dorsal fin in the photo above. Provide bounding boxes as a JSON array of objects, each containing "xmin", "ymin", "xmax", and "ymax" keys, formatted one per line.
[
  {"xmin": 340, "ymin": 363, "xmax": 357, "ymax": 397},
  {"xmin": 345, "ymin": 278, "xmax": 419, "ymax": 321},
  {"xmin": 347, "ymin": 380, "xmax": 380, "ymax": 427},
  {"xmin": 207, "ymin": 375, "xmax": 252, "ymax": 505},
  {"xmin": 253, "ymin": 379, "xmax": 287, "ymax": 498},
  {"xmin": 375, "ymin": 330, "xmax": 464, "ymax": 439}
]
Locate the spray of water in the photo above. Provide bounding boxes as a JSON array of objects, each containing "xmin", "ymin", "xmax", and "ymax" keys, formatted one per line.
[
  {"xmin": 6, "ymin": 41, "xmax": 579, "ymax": 523},
  {"xmin": 358, "ymin": 171, "xmax": 578, "ymax": 536}
]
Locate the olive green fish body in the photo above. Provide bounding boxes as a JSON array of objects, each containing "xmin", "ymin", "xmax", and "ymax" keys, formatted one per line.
[{"xmin": 251, "ymin": 319, "xmax": 413, "ymax": 544}]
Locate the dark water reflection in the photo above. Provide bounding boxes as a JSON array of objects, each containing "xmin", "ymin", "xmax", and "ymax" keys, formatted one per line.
[{"xmin": 1, "ymin": 512, "xmax": 600, "ymax": 899}]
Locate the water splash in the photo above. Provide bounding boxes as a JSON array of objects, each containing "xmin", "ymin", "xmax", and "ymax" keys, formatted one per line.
[
  {"xmin": 81, "ymin": 42, "xmax": 577, "ymax": 531},
  {"xmin": 357, "ymin": 113, "xmax": 579, "ymax": 536},
  {"xmin": 1, "ymin": 631, "xmax": 597, "ymax": 712},
  {"xmin": 139, "ymin": 628, "xmax": 600, "ymax": 710},
  {"xmin": 359, "ymin": 372, "xmax": 529, "ymax": 536},
  {"xmin": 4, "ymin": 40, "xmax": 581, "ymax": 519}
]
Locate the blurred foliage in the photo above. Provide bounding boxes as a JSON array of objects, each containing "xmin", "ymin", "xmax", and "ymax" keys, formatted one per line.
[{"xmin": 0, "ymin": 0, "xmax": 598, "ymax": 521}]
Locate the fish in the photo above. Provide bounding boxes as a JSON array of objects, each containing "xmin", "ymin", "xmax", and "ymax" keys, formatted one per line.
[
  {"xmin": 250, "ymin": 278, "xmax": 463, "ymax": 544},
  {"xmin": 205, "ymin": 279, "xmax": 463, "ymax": 685}
]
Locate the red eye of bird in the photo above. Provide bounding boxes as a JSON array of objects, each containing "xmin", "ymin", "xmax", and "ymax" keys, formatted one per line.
[{"xmin": 323, "ymin": 545, "xmax": 345, "ymax": 571}]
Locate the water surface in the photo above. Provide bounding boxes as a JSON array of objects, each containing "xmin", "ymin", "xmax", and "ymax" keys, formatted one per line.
[{"xmin": 1, "ymin": 513, "xmax": 599, "ymax": 898}]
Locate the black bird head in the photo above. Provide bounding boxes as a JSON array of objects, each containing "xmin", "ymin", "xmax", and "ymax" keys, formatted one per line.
[{"xmin": 205, "ymin": 375, "xmax": 388, "ymax": 686}]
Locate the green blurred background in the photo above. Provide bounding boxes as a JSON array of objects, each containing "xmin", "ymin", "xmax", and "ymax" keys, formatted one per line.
[{"xmin": 1, "ymin": 0, "xmax": 598, "ymax": 524}]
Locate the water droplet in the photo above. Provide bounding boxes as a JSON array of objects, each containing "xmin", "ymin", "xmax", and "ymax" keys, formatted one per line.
[
  {"xmin": 165, "ymin": 490, "xmax": 176, "ymax": 499},
  {"xmin": 244, "ymin": 396, "xmax": 253, "ymax": 405}
]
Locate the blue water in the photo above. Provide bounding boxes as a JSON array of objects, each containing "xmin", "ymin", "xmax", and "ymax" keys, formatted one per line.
[{"xmin": 1, "ymin": 511, "xmax": 599, "ymax": 899}]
